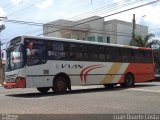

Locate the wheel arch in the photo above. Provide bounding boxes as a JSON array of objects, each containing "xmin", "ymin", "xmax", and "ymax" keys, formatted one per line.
[
  {"xmin": 125, "ymin": 72, "xmax": 135, "ymax": 82},
  {"xmin": 120, "ymin": 72, "xmax": 135, "ymax": 88},
  {"xmin": 53, "ymin": 72, "xmax": 71, "ymax": 90}
]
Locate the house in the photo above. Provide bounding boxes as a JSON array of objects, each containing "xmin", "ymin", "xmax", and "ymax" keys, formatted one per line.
[{"xmin": 43, "ymin": 16, "xmax": 148, "ymax": 45}]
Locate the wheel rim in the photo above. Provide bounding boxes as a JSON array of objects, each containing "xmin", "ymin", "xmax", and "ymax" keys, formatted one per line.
[
  {"xmin": 54, "ymin": 77, "xmax": 67, "ymax": 92},
  {"xmin": 126, "ymin": 77, "xmax": 132, "ymax": 85},
  {"xmin": 57, "ymin": 80, "xmax": 65, "ymax": 91}
]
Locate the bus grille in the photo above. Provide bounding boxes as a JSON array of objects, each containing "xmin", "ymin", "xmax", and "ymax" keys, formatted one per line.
[{"xmin": 5, "ymin": 74, "xmax": 17, "ymax": 82}]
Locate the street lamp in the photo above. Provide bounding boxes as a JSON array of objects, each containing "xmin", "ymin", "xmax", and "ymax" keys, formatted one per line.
[{"xmin": 132, "ymin": 14, "xmax": 146, "ymax": 46}]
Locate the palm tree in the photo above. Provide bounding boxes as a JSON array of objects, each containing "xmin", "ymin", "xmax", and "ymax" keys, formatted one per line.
[
  {"xmin": 133, "ymin": 33, "xmax": 160, "ymax": 77},
  {"xmin": 146, "ymin": 40, "xmax": 160, "ymax": 48},
  {"xmin": 132, "ymin": 33, "xmax": 155, "ymax": 47}
]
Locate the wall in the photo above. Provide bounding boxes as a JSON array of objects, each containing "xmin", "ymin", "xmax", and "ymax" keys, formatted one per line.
[{"xmin": 43, "ymin": 17, "xmax": 148, "ymax": 45}]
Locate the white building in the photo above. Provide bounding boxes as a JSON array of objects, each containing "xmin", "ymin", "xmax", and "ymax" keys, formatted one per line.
[{"xmin": 43, "ymin": 16, "xmax": 148, "ymax": 45}]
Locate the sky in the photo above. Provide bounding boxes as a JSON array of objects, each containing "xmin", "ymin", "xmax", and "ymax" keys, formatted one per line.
[{"xmin": 0, "ymin": 0, "xmax": 160, "ymax": 49}]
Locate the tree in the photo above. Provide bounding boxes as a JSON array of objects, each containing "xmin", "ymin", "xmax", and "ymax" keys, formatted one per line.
[
  {"xmin": 145, "ymin": 40, "xmax": 160, "ymax": 74},
  {"xmin": 132, "ymin": 33, "xmax": 155, "ymax": 47},
  {"xmin": 146, "ymin": 40, "xmax": 160, "ymax": 49},
  {"xmin": 131, "ymin": 33, "xmax": 160, "ymax": 75}
]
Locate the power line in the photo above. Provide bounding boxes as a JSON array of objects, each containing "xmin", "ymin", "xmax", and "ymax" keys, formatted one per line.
[
  {"xmin": 5, "ymin": 17, "xmax": 159, "ymax": 39},
  {"xmin": 6, "ymin": 0, "xmax": 142, "ymax": 24},
  {"xmin": 3, "ymin": 1, "xmax": 24, "ymax": 11},
  {"xmin": 4, "ymin": 17, "xmax": 134, "ymax": 37},
  {"xmin": 38, "ymin": 0, "xmax": 160, "ymax": 36},
  {"xmin": 68, "ymin": 0, "xmax": 142, "ymax": 21},
  {"xmin": 4, "ymin": 0, "xmax": 145, "ymax": 36},
  {"xmin": 50, "ymin": 0, "xmax": 143, "ymax": 28},
  {"xmin": 7, "ymin": 1, "xmax": 40, "ymax": 17},
  {"xmin": 5, "ymin": 19, "xmax": 44, "ymax": 26},
  {"xmin": 6, "ymin": 0, "xmax": 143, "ymax": 26},
  {"xmin": 3, "ymin": 0, "xmax": 160, "ymax": 39}
]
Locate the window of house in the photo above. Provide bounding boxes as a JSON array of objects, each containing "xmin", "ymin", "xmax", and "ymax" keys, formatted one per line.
[
  {"xmin": 98, "ymin": 36, "xmax": 103, "ymax": 42},
  {"xmin": 107, "ymin": 36, "xmax": 110, "ymax": 43},
  {"xmin": 88, "ymin": 36, "xmax": 95, "ymax": 42}
]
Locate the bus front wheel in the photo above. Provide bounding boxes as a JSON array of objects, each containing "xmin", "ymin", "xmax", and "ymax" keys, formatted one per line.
[
  {"xmin": 53, "ymin": 76, "xmax": 68, "ymax": 93},
  {"xmin": 121, "ymin": 74, "xmax": 134, "ymax": 87},
  {"xmin": 37, "ymin": 87, "xmax": 50, "ymax": 93}
]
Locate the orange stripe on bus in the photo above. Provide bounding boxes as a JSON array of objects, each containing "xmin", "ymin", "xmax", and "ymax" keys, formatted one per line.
[
  {"xmin": 118, "ymin": 63, "xmax": 155, "ymax": 83},
  {"xmin": 101, "ymin": 63, "xmax": 122, "ymax": 84}
]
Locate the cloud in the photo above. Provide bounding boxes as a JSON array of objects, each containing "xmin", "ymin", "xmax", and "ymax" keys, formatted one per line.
[
  {"xmin": 11, "ymin": 0, "xmax": 23, "ymax": 6},
  {"xmin": 0, "ymin": 7, "xmax": 6, "ymax": 31},
  {"xmin": 0, "ymin": 7, "xmax": 6, "ymax": 17},
  {"xmin": 113, "ymin": 0, "xmax": 124, "ymax": 3},
  {"xmin": 35, "ymin": 0, "xmax": 54, "ymax": 9}
]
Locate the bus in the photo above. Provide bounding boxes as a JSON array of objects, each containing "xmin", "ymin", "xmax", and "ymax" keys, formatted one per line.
[{"xmin": 3, "ymin": 35, "xmax": 155, "ymax": 93}]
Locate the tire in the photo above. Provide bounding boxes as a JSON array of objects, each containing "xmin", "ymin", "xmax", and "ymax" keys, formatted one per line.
[
  {"xmin": 104, "ymin": 84, "xmax": 115, "ymax": 89},
  {"xmin": 37, "ymin": 87, "xmax": 50, "ymax": 93},
  {"xmin": 53, "ymin": 76, "xmax": 68, "ymax": 93},
  {"xmin": 121, "ymin": 74, "xmax": 134, "ymax": 87}
]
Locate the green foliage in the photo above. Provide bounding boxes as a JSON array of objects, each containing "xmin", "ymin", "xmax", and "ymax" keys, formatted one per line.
[
  {"xmin": 154, "ymin": 49, "xmax": 160, "ymax": 74},
  {"xmin": 131, "ymin": 33, "xmax": 155, "ymax": 47},
  {"xmin": 130, "ymin": 33, "xmax": 160, "ymax": 74}
]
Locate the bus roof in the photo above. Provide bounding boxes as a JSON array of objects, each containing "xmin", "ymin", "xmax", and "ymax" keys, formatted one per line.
[{"xmin": 17, "ymin": 35, "xmax": 153, "ymax": 50}]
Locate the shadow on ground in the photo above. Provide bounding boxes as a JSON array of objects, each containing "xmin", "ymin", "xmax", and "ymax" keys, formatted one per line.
[{"xmin": 5, "ymin": 82, "xmax": 159, "ymax": 98}]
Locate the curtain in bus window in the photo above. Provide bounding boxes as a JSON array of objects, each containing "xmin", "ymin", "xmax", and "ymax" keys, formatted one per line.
[
  {"xmin": 69, "ymin": 43, "xmax": 77, "ymax": 60},
  {"xmin": 47, "ymin": 41, "xmax": 68, "ymax": 60},
  {"xmin": 88, "ymin": 45, "xmax": 98, "ymax": 61}
]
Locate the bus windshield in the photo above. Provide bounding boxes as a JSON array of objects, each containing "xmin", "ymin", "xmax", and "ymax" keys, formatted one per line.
[{"xmin": 5, "ymin": 43, "xmax": 24, "ymax": 72}]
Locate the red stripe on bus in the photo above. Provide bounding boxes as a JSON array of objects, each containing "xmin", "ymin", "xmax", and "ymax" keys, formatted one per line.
[
  {"xmin": 83, "ymin": 66, "xmax": 104, "ymax": 82},
  {"xmin": 80, "ymin": 65, "xmax": 102, "ymax": 81}
]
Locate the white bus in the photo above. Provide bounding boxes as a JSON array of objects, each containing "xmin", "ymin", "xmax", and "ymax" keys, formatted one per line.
[{"xmin": 3, "ymin": 35, "xmax": 155, "ymax": 93}]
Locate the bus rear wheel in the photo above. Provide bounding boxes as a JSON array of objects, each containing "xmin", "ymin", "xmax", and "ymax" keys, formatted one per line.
[
  {"xmin": 53, "ymin": 76, "xmax": 68, "ymax": 93},
  {"xmin": 121, "ymin": 74, "xmax": 134, "ymax": 87},
  {"xmin": 37, "ymin": 87, "xmax": 50, "ymax": 93},
  {"xmin": 104, "ymin": 84, "xmax": 115, "ymax": 89}
]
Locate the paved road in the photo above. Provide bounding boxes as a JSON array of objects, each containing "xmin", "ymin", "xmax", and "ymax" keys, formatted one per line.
[{"xmin": 0, "ymin": 82, "xmax": 160, "ymax": 116}]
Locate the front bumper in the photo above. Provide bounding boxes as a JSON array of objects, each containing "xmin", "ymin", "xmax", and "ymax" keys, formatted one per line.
[{"xmin": 3, "ymin": 78, "xmax": 26, "ymax": 89}]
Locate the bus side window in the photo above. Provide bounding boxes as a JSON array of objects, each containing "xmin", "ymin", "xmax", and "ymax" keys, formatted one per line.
[
  {"xmin": 120, "ymin": 48, "xmax": 135, "ymax": 63},
  {"xmin": 88, "ymin": 45, "xmax": 98, "ymax": 61},
  {"xmin": 47, "ymin": 41, "xmax": 55, "ymax": 59},
  {"xmin": 26, "ymin": 39, "xmax": 46, "ymax": 66},
  {"xmin": 105, "ymin": 47, "xmax": 111, "ymax": 61},
  {"xmin": 47, "ymin": 41, "xmax": 68, "ymax": 60},
  {"xmin": 69, "ymin": 43, "xmax": 77, "ymax": 60},
  {"xmin": 98, "ymin": 46, "xmax": 105, "ymax": 61},
  {"xmin": 107, "ymin": 47, "xmax": 120, "ymax": 62}
]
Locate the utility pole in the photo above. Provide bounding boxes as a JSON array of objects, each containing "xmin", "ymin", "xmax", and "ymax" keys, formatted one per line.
[
  {"xmin": 0, "ymin": 25, "xmax": 5, "ymax": 58},
  {"xmin": 0, "ymin": 17, "xmax": 6, "ymax": 60},
  {"xmin": 132, "ymin": 14, "xmax": 136, "ymax": 45},
  {"xmin": 0, "ymin": 17, "xmax": 6, "ymax": 84}
]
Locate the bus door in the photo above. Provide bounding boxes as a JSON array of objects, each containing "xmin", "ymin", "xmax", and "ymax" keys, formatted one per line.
[{"xmin": 25, "ymin": 39, "xmax": 50, "ymax": 88}]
